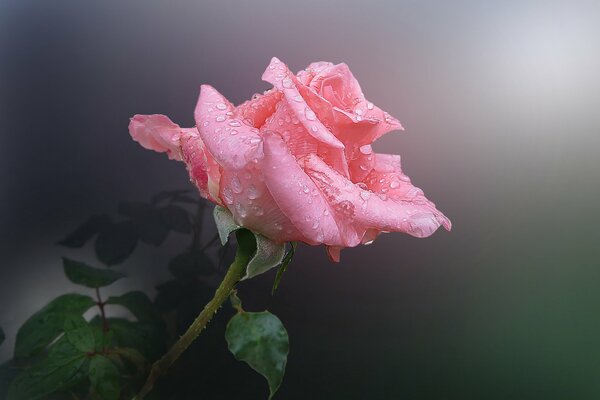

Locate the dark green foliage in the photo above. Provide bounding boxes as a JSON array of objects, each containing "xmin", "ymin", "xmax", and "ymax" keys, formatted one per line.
[
  {"xmin": 226, "ymin": 311, "xmax": 289, "ymax": 399},
  {"xmin": 58, "ymin": 214, "xmax": 111, "ymax": 248},
  {"xmin": 272, "ymin": 242, "xmax": 297, "ymax": 294},
  {"xmin": 106, "ymin": 291, "xmax": 160, "ymax": 322},
  {"xmin": 7, "ymin": 337, "xmax": 89, "ymax": 400},
  {"xmin": 63, "ymin": 257, "xmax": 126, "ymax": 288},
  {"xmin": 14, "ymin": 294, "xmax": 95, "ymax": 358},
  {"xmin": 89, "ymin": 355, "xmax": 120, "ymax": 400},
  {"xmin": 63, "ymin": 315, "xmax": 95, "ymax": 353},
  {"xmin": 168, "ymin": 249, "xmax": 214, "ymax": 280}
]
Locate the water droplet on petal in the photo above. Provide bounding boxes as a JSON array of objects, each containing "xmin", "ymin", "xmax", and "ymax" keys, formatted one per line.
[
  {"xmin": 305, "ymin": 107, "xmax": 317, "ymax": 121},
  {"xmin": 231, "ymin": 175, "xmax": 242, "ymax": 193},
  {"xmin": 216, "ymin": 115, "xmax": 226, "ymax": 122},
  {"xmin": 367, "ymin": 101, "xmax": 374, "ymax": 110},
  {"xmin": 355, "ymin": 108, "xmax": 363, "ymax": 115},
  {"xmin": 216, "ymin": 103, "xmax": 227, "ymax": 110},
  {"xmin": 230, "ymin": 129, "xmax": 238, "ymax": 135},
  {"xmin": 310, "ymin": 125, "xmax": 318, "ymax": 133},
  {"xmin": 222, "ymin": 188, "xmax": 234, "ymax": 204},
  {"xmin": 282, "ymin": 78, "xmax": 293, "ymax": 88},
  {"xmin": 247, "ymin": 184, "xmax": 258, "ymax": 199},
  {"xmin": 229, "ymin": 120, "xmax": 241, "ymax": 127},
  {"xmin": 359, "ymin": 145, "xmax": 372, "ymax": 155},
  {"xmin": 390, "ymin": 180, "xmax": 400, "ymax": 189},
  {"xmin": 202, "ymin": 121, "xmax": 209, "ymax": 127}
]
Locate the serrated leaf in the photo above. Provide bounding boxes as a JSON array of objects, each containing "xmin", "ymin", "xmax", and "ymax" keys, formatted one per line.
[
  {"xmin": 89, "ymin": 355, "xmax": 120, "ymax": 400},
  {"xmin": 112, "ymin": 347, "xmax": 146, "ymax": 373},
  {"xmin": 243, "ymin": 234, "xmax": 286, "ymax": 280},
  {"xmin": 95, "ymin": 221, "xmax": 139, "ymax": 266},
  {"xmin": 106, "ymin": 291, "xmax": 159, "ymax": 322},
  {"xmin": 58, "ymin": 214, "xmax": 111, "ymax": 248},
  {"xmin": 15, "ymin": 294, "xmax": 96, "ymax": 358},
  {"xmin": 168, "ymin": 250, "xmax": 214, "ymax": 280},
  {"xmin": 272, "ymin": 242, "xmax": 297, "ymax": 294},
  {"xmin": 63, "ymin": 315, "xmax": 95, "ymax": 353},
  {"xmin": 161, "ymin": 205, "xmax": 191, "ymax": 233},
  {"xmin": 63, "ymin": 258, "xmax": 126, "ymax": 288},
  {"xmin": 226, "ymin": 311, "xmax": 289, "ymax": 399},
  {"xmin": 213, "ymin": 206, "xmax": 240, "ymax": 245},
  {"xmin": 7, "ymin": 337, "xmax": 88, "ymax": 400},
  {"xmin": 105, "ymin": 318, "xmax": 166, "ymax": 360}
]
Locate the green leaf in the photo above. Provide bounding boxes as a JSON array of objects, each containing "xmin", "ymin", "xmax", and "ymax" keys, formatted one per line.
[
  {"xmin": 161, "ymin": 205, "xmax": 191, "ymax": 233},
  {"xmin": 95, "ymin": 221, "xmax": 139, "ymax": 266},
  {"xmin": 63, "ymin": 258, "xmax": 126, "ymax": 288},
  {"xmin": 91, "ymin": 326, "xmax": 114, "ymax": 352},
  {"xmin": 168, "ymin": 250, "xmax": 214, "ymax": 280},
  {"xmin": 272, "ymin": 242, "xmax": 297, "ymax": 294},
  {"xmin": 89, "ymin": 355, "xmax": 120, "ymax": 400},
  {"xmin": 63, "ymin": 315, "xmax": 95, "ymax": 353},
  {"xmin": 226, "ymin": 311, "xmax": 289, "ymax": 399},
  {"xmin": 8, "ymin": 337, "xmax": 89, "ymax": 400},
  {"xmin": 111, "ymin": 347, "xmax": 146, "ymax": 373},
  {"xmin": 106, "ymin": 291, "xmax": 160, "ymax": 322},
  {"xmin": 243, "ymin": 234, "xmax": 286, "ymax": 280},
  {"xmin": 15, "ymin": 294, "xmax": 95, "ymax": 358},
  {"xmin": 213, "ymin": 206, "xmax": 240, "ymax": 245},
  {"xmin": 58, "ymin": 214, "xmax": 111, "ymax": 248},
  {"xmin": 105, "ymin": 318, "xmax": 166, "ymax": 360}
]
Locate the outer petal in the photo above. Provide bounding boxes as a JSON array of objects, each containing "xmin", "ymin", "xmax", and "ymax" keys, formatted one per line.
[
  {"xmin": 261, "ymin": 131, "xmax": 345, "ymax": 246},
  {"xmin": 179, "ymin": 129, "xmax": 222, "ymax": 204},
  {"xmin": 304, "ymin": 154, "xmax": 451, "ymax": 241},
  {"xmin": 129, "ymin": 114, "xmax": 184, "ymax": 161},
  {"xmin": 194, "ymin": 85, "xmax": 263, "ymax": 170},
  {"xmin": 262, "ymin": 57, "xmax": 344, "ymax": 150},
  {"xmin": 234, "ymin": 89, "xmax": 282, "ymax": 128}
]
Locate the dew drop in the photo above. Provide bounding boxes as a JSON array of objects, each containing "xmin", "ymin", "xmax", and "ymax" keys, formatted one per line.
[
  {"xmin": 305, "ymin": 107, "xmax": 317, "ymax": 121},
  {"xmin": 355, "ymin": 108, "xmax": 363, "ymax": 115},
  {"xmin": 282, "ymin": 78, "xmax": 293, "ymax": 88},
  {"xmin": 202, "ymin": 121, "xmax": 209, "ymax": 127},
  {"xmin": 216, "ymin": 103, "xmax": 227, "ymax": 110},
  {"xmin": 222, "ymin": 188, "xmax": 233, "ymax": 204},
  {"xmin": 229, "ymin": 120, "xmax": 241, "ymax": 127},
  {"xmin": 231, "ymin": 175, "xmax": 242, "ymax": 193},
  {"xmin": 293, "ymin": 95, "xmax": 303, "ymax": 102},
  {"xmin": 310, "ymin": 125, "xmax": 318, "ymax": 133},
  {"xmin": 247, "ymin": 184, "xmax": 258, "ymax": 199},
  {"xmin": 230, "ymin": 129, "xmax": 238, "ymax": 135},
  {"xmin": 359, "ymin": 145, "xmax": 372, "ymax": 155},
  {"xmin": 216, "ymin": 115, "xmax": 226, "ymax": 122},
  {"xmin": 390, "ymin": 180, "xmax": 400, "ymax": 189}
]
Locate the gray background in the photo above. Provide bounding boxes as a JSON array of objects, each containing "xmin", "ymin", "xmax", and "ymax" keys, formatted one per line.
[{"xmin": 1, "ymin": 0, "xmax": 600, "ymax": 398}]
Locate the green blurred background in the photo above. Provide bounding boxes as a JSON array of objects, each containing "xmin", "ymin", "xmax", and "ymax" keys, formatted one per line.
[{"xmin": 1, "ymin": 0, "xmax": 599, "ymax": 398}]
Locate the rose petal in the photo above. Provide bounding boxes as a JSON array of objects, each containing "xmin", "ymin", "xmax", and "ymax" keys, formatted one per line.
[
  {"xmin": 128, "ymin": 114, "xmax": 184, "ymax": 161},
  {"xmin": 304, "ymin": 154, "xmax": 451, "ymax": 239},
  {"xmin": 179, "ymin": 130, "xmax": 222, "ymax": 203},
  {"xmin": 234, "ymin": 89, "xmax": 282, "ymax": 128},
  {"xmin": 194, "ymin": 85, "xmax": 263, "ymax": 170},
  {"xmin": 261, "ymin": 131, "xmax": 345, "ymax": 245},
  {"xmin": 262, "ymin": 57, "xmax": 345, "ymax": 150}
]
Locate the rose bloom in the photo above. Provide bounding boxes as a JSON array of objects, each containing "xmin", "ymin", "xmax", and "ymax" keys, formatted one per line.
[{"xmin": 129, "ymin": 57, "xmax": 450, "ymax": 261}]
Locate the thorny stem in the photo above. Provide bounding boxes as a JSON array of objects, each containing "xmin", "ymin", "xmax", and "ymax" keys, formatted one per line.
[{"xmin": 133, "ymin": 231, "xmax": 253, "ymax": 399}]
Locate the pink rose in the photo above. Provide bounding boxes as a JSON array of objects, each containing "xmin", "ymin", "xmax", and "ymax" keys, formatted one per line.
[{"xmin": 129, "ymin": 57, "xmax": 450, "ymax": 261}]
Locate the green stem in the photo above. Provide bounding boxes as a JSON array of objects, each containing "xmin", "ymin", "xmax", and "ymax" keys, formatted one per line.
[{"xmin": 134, "ymin": 230, "xmax": 254, "ymax": 399}]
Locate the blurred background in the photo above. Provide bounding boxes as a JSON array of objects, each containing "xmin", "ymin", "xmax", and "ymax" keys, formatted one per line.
[{"xmin": 1, "ymin": 0, "xmax": 600, "ymax": 398}]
